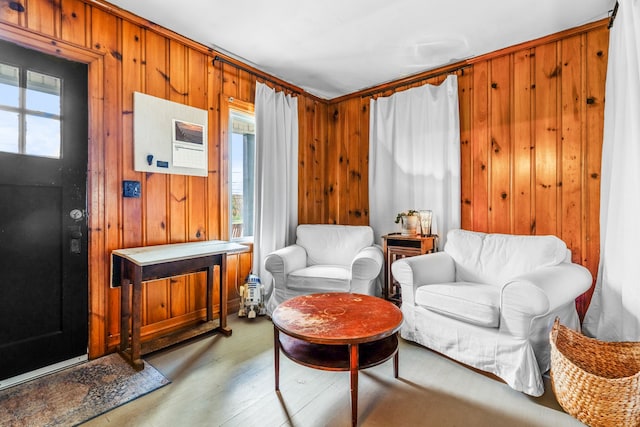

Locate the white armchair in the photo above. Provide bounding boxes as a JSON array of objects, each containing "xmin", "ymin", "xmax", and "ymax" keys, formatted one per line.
[
  {"xmin": 391, "ymin": 229, "xmax": 592, "ymax": 396},
  {"xmin": 264, "ymin": 224, "xmax": 383, "ymax": 315}
]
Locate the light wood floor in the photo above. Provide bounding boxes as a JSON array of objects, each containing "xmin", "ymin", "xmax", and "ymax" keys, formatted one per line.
[{"xmin": 83, "ymin": 315, "xmax": 584, "ymax": 427}]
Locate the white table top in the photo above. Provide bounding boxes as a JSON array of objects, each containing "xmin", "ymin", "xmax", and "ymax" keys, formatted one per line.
[{"xmin": 112, "ymin": 240, "xmax": 249, "ymax": 266}]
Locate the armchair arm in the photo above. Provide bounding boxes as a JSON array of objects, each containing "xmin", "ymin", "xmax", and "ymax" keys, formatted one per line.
[
  {"xmin": 391, "ymin": 252, "xmax": 456, "ymax": 306},
  {"xmin": 351, "ymin": 246, "xmax": 384, "ymax": 281},
  {"xmin": 500, "ymin": 263, "xmax": 592, "ymax": 338},
  {"xmin": 264, "ymin": 245, "xmax": 307, "ymax": 290}
]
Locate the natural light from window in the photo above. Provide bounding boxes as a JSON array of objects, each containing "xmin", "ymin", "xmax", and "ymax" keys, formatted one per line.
[
  {"xmin": 230, "ymin": 110, "xmax": 255, "ymax": 239},
  {"xmin": 0, "ymin": 63, "xmax": 62, "ymax": 158}
]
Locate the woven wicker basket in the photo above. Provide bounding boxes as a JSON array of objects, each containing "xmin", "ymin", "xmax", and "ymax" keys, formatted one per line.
[{"xmin": 549, "ymin": 318, "xmax": 640, "ymax": 427}]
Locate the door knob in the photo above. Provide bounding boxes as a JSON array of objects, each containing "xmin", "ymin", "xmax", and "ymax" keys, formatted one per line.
[{"xmin": 69, "ymin": 209, "xmax": 84, "ymax": 220}]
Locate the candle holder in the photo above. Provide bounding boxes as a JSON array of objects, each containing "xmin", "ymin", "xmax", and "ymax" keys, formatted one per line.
[{"xmin": 419, "ymin": 210, "xmax": 432, "ymax": 236}]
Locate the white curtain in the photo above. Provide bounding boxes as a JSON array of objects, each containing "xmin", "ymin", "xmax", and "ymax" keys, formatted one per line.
[
  {"xmin": 583, "ymin": 0, "xmax": 640, "ymax": 341},
  {"xmin": 252, "ymin": 82, "xmax": 298, "ymax": 294},
  {"xmin": 369, "ymin": 74, "xmax": 460, "ymax": 247}
]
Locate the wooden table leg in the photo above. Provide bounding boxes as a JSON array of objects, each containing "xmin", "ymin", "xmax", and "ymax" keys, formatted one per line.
[
  {"xmin": 206, "ymin": 265, "xmax": 214, "ymax": 322},
  {"xmin": 349, "ymin": 344, "xmax": 359, "ymax": 427},
  {"xmin": 274, "ymin": 326, "xmax": 280, "ymax": 391},
  {"xmin": 119, "ymin": 279, "xmax": 131, "ymax": 352},
  {"xmin": 218, "ymin": 255, "xmax": 232, "ymax": 336},
  {"xmin": 130, "ymin": 271, "xmax": 144, "ymax": 370},
  {"xmin": 394, "ymin": 349, "xmax": 399, "ymax": 378}
]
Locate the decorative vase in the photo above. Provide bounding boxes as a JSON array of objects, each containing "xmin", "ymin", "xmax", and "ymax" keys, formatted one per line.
[
  {"xmin": 400, "ymin": 215, "xmax": 418, "ymax": 235},
  {"xmin": 419, "ymin": 210, "xmax": 433, "ymax": 236}
]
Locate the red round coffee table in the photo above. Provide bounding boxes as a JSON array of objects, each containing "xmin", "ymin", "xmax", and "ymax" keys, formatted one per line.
[{"xmin": 271, "ymin": 292, "xmax": 403, "ymax": 426}]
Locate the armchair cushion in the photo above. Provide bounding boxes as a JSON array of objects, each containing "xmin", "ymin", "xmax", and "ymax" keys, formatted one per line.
[
  {"xmin": 415, "ymin": 282, "xmax": 500, "ymax": 328},
  {"xmin": 287, "ymin": 265, "xmax": 351, "ymax": 292},
  {"xmin": 296, "ymin": 224, "xmax": 374, "ymax": 266},
  {"xmin": 445, "ymin": 229, "xmax": 570, "ymax": 284}
]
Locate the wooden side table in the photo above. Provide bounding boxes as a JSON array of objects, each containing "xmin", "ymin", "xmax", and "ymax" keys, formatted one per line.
[{"xmin": 382, "ymin": 233, "xmax": 437, "ymax": 304}]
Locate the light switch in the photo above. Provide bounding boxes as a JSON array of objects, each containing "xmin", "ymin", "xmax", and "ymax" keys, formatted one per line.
[{"xmin": 123, "ymin": 180, "xmax": 141, "ymax": 198}]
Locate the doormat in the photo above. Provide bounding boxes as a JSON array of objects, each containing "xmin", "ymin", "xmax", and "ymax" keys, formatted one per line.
[{"xmin": 0, "ymin": 353, "xmax": 170, "ymax": 426}]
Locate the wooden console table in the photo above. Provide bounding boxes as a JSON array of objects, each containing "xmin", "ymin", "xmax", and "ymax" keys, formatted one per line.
[
  {"xmin": 382, "ymin": 233, "xmax": 437, "ymax": 304},
  {"xmin": 111, "ymin": 240, "xmax": 248, "ymax": 370}
]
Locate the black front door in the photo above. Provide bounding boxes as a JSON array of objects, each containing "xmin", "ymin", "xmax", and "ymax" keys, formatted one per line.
[{"xmin": 0, "ymin": 40, "xmax": 88, "ymax": 380}]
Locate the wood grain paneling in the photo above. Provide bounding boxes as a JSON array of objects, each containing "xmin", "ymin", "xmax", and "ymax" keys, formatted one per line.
[
  {"xmin": 560, "ymin": 35, "xmax": 584, "ymax": 261},
  {"xmin": 533, "ymin": 42, "xmax": 560, "ymax": 236},
  {"xmin": 458, "ymin": 68, "xmax": 473, "ymax": 230},
  {"xmin": 60, "ymin": 0, "xmax": 88, "ymax": 46},
  {"xmin": 579, "ymin": 26, "xmax": 608, "ymax": 316},
  {"xmin": 489, "ymin": 55, "xmax": 511, "ymax": 233},
  {"xmin": 512, "ymin": 49, "xmax": 534, "ymax": 234},
  {"xmin": 471, "ymin": 61, "xmax": 490, "ymax": 232},
  {"xmin": 327, "ymin": 97, "xmax": 369, "ymax": 225},
  {"xmin": 298, "ymin": 97, "xmax": 329, "ymax": 224}
]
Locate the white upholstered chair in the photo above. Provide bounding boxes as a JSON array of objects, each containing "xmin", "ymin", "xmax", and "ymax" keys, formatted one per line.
[
  {"xmin": 264, "ymin": 224, "xmax": 383, "ymax": 315},
  {"xmin": 391, "ymin": 229, "xmax": 592, "ymax": 396}
]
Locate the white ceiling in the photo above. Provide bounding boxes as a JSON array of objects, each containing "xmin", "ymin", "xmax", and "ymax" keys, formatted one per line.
[{"xmin": 105, "ymin": 0, "xmax": 615, "ymax": 100}]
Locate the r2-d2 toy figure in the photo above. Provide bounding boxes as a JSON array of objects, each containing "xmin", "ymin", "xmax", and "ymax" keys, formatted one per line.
[{"xmin": 238, "ymin": 274, "xmax": 266, "ymax": 319}]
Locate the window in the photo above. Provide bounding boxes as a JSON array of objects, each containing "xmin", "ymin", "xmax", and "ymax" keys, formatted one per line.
[
  {"xmin": 0, "ymin": 62, "xmax": 62, "ymax": 158},
  {"xmin": 229, "ymin": 110, "xmax": 255, "ymax": 239}
]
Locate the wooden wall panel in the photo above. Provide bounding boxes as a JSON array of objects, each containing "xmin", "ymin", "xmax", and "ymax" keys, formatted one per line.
[
  {"xmin": 471, "ymin": 61, "xmax": 490, "ymax": 232},
  {"xmin": 26, "ymin": 0, "xmax": 57, "ymax": 37},
  {"xmin": 533, "ymin": 42, "xmax": 560, "ymax": 236},
  {"xmin": 458, "ymin": 69, "xmax": 473, "ymax": 230},
  {"xmin": 489, "ymin": 55, "xmax": 511, "ymax": 233},
  {"xmin": 326, "ymin": 104, "xmax": 341, "ymax": 224},
  {"xmin": 326, "ymin": 97, "xmax": 371, "ymax": 225},
  {"xmin": 358, "ymin": 97, "xmax": 370, "ymax": 224},
  {"xmin": 0, "ymin": 0, "xmax": 23, "ymax": 26},
  {"xmin": 207, "ymin": 59, "xmax": 222, "ymax": 241},
  {"xmin": 560, "ymin": 35, "xmax": 584, "ymax": 261},
  {"xmin": 121, "ymin": 21, "xmax": 143, "ymax": 249},
  {"xmin": 578, "ymin": 26, "xmax": 608, "ymax": 316},
  {"xmin": 326, "ymin": 21, "xmax": 609, "ymax": 319},
  {"xmin": 298, "ymin": 97, "xmax": 329, "ymax": 224},
  {"xmin": 90, "ymin": 8, "xmax": 124, "ymax": 345},
  {"xmin": 512, "ymin": 49, "xmax": 534, "ymax": 234},
  {"xmin": 60, "ymin": 0, "xmax": 88, "ymax": 46}
]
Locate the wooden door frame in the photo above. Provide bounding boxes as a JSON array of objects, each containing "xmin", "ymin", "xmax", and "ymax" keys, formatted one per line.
[{"xmin": 0, "ymin": 23, "xmax": 107, "ymax": 359}]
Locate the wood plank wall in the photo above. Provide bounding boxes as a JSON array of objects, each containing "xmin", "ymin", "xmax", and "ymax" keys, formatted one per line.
[
  {"xmin": 324, "ymin": 21, "xmax": 609, "ymax": 319},
  {"xmin": 0, "ymin": 0, "xmax": 327, "ymax": 358},
  {"xmin": 0, "ymin": 0, "xmax": 607, "ymax": 360}
]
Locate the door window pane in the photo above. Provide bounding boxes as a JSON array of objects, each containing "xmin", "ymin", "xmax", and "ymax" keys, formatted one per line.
[
  {"xmin": 0, "ymin": 63, "xmax": 19, "ymax": 108},
  {"xmin": 25, "ymin": 115, "xmax": 61, "ymax": 158},
  {"xmin": 26, "ymin": 70, "xmax": 61, "ymax": 115},
  {"xmin": 0, "ymin": 65, "xmax": 62, "ymax": 158}
]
